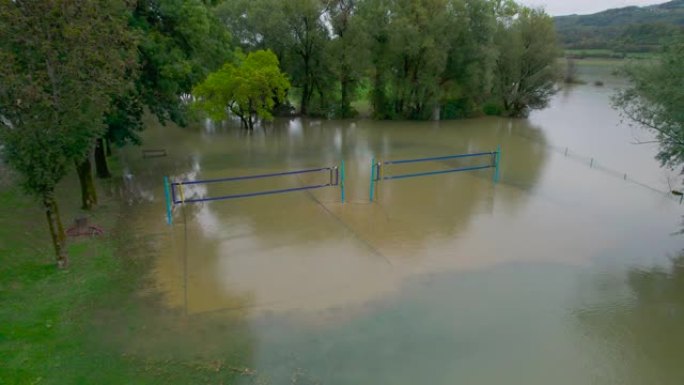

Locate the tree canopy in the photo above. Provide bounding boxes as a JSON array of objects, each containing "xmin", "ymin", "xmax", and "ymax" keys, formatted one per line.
[
  {"xmin": 0, "ymin": 0, "xmax": 136, "ymax": 267},
  {"xmin": 193, "ymin": 50, "xmax": 291, "ymax": 129},
  {"xmin": 105, "ymin": 0, "xmax": 234, "ymax": 149},
  {"xmin": 216, "ymin": 0, "xmax": 559, "ymax": 120},
  {"xmin": 614, "ymin": 37, "xmax": 684, "ymax": 169},
  {"xmin": 493, "ymin": 7, "xmax": 559, "ymax": 117}
]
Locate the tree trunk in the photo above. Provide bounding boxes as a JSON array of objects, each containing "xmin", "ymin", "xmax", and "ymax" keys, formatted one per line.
[
  {"xmin": 76, "ymin": 156, "xmax": 97, "ymax": 210},
  {"xmin": 42, "ymin": 190, "xmax": 69, "ymax": 269},
  {"xmin": 300, "ymin": 83, "xmax": 310, "ymax": 116},
  {"xmin": 247, "ymin": 115, "xmax": 254, "ymax": 130},
  {"xmin": 247, "ymin": 101, "xmax": 255, "ymax": 130},
  {"xmin": 94, "ymin": 138, "xmax": 111, "ymax": 178},
  {"xmin": 239, "ymin": 116, "xmax": 248, "ymax": 129},
  {"xmin": 105, "ymin": 137, "xmax": 112, "ymax": 156},
  {"xmin": 316, "ymin": 83, "xmax": 327, "ymax": 114},
  {"xmin": 431, "ymin": 105, "xmax": 441, "ymax": 121},
  {"xmin": 340, "ymin": 77, "xmax": 351, "ymax": 118}
]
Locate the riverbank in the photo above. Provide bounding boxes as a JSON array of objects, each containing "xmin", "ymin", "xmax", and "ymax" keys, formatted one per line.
[
  {"xmin": 0, "ymin": 166, "xmax": 254, "ymax": 384},
  {"xmin": 564, "ymin": 49, "xmax": 656, "ymax": 60}
]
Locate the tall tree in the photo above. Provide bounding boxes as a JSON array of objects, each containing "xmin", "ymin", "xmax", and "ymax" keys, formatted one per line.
[
  {"xmin": 91, "ymin": 0, "xmax": 234, "ymax": 180},
  {"xmin": 217, "ymin": 0, "xmax": 331, "ymax": 116},
  {"xmin": 613, "ymin": 36, "xmax": 684, "ymax": 169},
  {"xmin": 362, "ymin": 0, "xmax": 463, "ymax": 119},
  {"xmin": 326, "ymin": 0, "xmax": 371, "ymax": 118},
  {"xmin": 281, "ymin": 0, "xmax": 331, "ymax": 115},
  {"xmin": 0, "ymin": 0, "xmax": 135, "ymax": 267},
  {"xmin": 492, "ymin": 6, "xmax": 559, "ymax": 117},
  {"xmin": 439, "ymin": 0, "xmax": 498, "ymax": 119},
  {"xmin": 358, "ymin": 0, "xmax": 394, "ymax": 119},
  {"xmin": 193, "ymin": 50, "xmax": 290, "ymax": 129}
]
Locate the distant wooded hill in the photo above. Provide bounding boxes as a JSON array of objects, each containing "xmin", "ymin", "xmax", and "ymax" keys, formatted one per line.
[{"xmin": 554, "ymin": 0, "xmax": 684, "ymax": 53}]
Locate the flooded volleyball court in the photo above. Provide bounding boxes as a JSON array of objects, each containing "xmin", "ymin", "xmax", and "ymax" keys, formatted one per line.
[{"xmin": 118, "ymin": 64, "xmax": 684, "ymax": 384}]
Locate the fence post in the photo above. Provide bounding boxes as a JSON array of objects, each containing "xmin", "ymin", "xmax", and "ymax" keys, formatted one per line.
[
  {"xmin": 163, "ymin": 176, "xmax": 172, "ymax": 225},
  {"xmin": 341, "ymin": 160, "xmax": 346, "ymax": 203},
  {"xmin": 369, "ymin": 157, "xmax": 376, "ymax": 202},
  {"xmin": 178, "ymin": 182, "xmax": 185, "ymax": 203},
  {"xmin": 494, "ymin": 145, "xmax": 501, "ymax": 184}
]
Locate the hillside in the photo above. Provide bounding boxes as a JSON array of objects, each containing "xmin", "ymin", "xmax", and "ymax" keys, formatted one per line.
[{"xmin": 555, "ymin": 0, "xmax": 684, "ymax": 53}]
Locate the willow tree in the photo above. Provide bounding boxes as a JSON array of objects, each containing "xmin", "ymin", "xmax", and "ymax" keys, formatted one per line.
[
  {"xmin": 193, "ymin": 50, "xmax": 290, "ymax": 129},
  {"xmin": 613, "ymin": 37, "xmax": 684, "ymax": 169},
  {"xmin": 328, "ymin": 0, "xmax": 368, "ymax": 118},
  {"xmin": 217, "ymin": 0, "xmax": 331, "ymax": 116},
  {"xmin": 360, "ymin": 0, "xmax": 456, "ymax": 119},
  {"xmin": 0, "ymin": 0, "xmax": 135, "ymax": 268},
  {"xmin": 492, "ymin": 6, "xmax": 559, "ymax": 117}
]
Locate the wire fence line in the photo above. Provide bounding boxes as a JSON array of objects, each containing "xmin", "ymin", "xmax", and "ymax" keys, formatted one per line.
[
  {"xmin": 523, "ymin": 135, "xmax": 680, "ymax": 201},
  {"xmin": 546, "ymin": 145, "xmax": 680, "ymax": 201}
]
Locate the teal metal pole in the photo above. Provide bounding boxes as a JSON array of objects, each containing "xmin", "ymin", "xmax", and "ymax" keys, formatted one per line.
[
  {"xmin": 369, "ymin": 157, "xmax": 376, "ymax": 202},
  {"xmin": 163, "ymin": 176, "xmax": 173, "ymax": 225},
  {"xmin": 494, "ymin": 145, "xmax": 501, "ymax": 184},
  {"xmin": 341, "ymin": 160, "xmax": 346, "ymax": 203}
]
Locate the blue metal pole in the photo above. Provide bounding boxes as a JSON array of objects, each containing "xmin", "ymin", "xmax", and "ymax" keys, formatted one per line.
[
  {"xmin": 341, "ymin": 160, "xmax": 346, "ymax": 203},
  {"xmin": 494, "ymin": 145, "xmax": 501, "ymax": 184},
  {"xmin": 369, "ymin": 157, "xmax": 376, "ymax": 202},
  {"xmin": 163, "ymin": 176, "xmax": 172, "ymax": 225}
]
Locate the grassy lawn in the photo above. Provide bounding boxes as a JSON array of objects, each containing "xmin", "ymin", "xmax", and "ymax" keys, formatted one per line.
[{"xmin": 0, "ymin": 169, "xmax": 256, "ymax": 384}]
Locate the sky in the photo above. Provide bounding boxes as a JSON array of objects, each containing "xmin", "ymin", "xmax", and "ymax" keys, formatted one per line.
[{"xmin": 518, "ymin": 0, "xmax": 664, "ymax": 16}]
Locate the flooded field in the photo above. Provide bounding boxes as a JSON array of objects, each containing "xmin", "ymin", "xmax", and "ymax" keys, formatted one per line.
[{"xmin": 116, "ymin": 65, "xmax": 684, "ymax": 384}]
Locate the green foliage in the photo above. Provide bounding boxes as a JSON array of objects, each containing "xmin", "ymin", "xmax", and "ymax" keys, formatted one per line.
[
  {"xmin": 217, "ymin": 0, "xmax": 331, "ymax": 115},
  {"xmin": 440, "ymin": 99, "xmax": 477, "ymax": 120},
  {"xmin": 105, "ymin": 92, "xmax": 145, "ymax": 147},
  {"xmin": 613, "ymin": 37, "xmax": 684, "ymax": 169},
  {"xmin": 327, "ymin": 0, "xmax": 370, "ymax": 118},
  {"xmin": 361, "ymin": 0, "xmax": 498, "ymax": 120},
  {"xmin": 438, "ymin": 0, "xmax": 500, "ymax": 116},
  {"xmin": 482, "ymin": 102, "xmax": 504, "ymax": 116},
  {"xmin": 193, "ymin": 50, "xmax": 291, "ymax": 129},
  {"xmin": 132, "ymin": 0, "xmax": 233, "ymax": 126},
  {"xmin": 0, "ymin": 0, "xmax": 136, "ymax": 264},
  {"xmin": 492, "ymin": 7, "xmax": 559, "ymax": 117},
  {"xmin": 359, "ymin": 0, "xmax": 557, "ymax": 120},
  {"xmin": 104, "ymin": 0, "xmax": 233, "ymax": 151},
  {"xmin": 217, "ymin": 0, "xmax": 559, "ymax": 121},
  {"xmin": 0, "ymin": 0, "xmax": 135, "ymax": 196},
  {"xmin": 555, "ymin": 0, "xmax": 684, "ymax": 53}
]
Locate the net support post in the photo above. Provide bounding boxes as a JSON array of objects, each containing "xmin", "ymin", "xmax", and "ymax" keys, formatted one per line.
[
  {"xmin": 494, "ymin": 145, "xmax": 501, "ymax": 184},
  {"xmin": 369, "ymin": 157, "xmax": 376, "ymax": 202},
  {"xmin": 341, "ymin": 160, "xmax": 346, "ymax": 203},
  {"xmin": 178, "ymin": 182, "xmax": 185, "ymax": 203},
  {"xmin": 163, "ymin": 176, "xmax": 173, "ymax": 225}
]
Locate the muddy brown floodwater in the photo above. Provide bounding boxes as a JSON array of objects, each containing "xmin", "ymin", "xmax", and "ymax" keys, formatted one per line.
[{"xmin": 118, "ymin": 65, "xmax": 684, "ymax": 385}]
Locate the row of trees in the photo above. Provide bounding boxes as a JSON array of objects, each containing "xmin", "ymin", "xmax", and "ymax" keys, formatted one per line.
[
  {"xmin": 217, "ymin": 0, "xmax": 560, "ymax": 120},
  {"xmin": 0, "ymin": 0, "xmax": 559, "ymax": 267},
  {"xmin": 0, "ymin": 0, "xmax": 232, "ymax": 267}
]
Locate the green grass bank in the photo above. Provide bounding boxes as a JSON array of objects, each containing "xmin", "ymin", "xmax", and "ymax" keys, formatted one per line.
[{"xmin": 0, "ymin": 168, "xmax": 256, "ymax": 385}]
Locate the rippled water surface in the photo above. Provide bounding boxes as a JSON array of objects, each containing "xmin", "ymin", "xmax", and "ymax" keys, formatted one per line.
[{"xmin": 118, "ymin": 65, "xmax": 684, "ymax": 384}]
